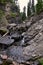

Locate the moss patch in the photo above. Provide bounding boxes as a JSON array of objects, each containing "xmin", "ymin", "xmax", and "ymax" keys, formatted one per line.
[
  {"xmin": 0, "ymin": 10, "xmax": 5, "ymax": 19},
  {"xmin": 10, "ymin": 12, "xmax": 17, "ymax": 18},
  {"xmin": 38, "ymin": 58, "xmax": 43, "ymax": 65}
]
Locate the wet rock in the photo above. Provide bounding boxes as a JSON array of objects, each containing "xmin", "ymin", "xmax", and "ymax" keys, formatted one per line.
[
  {"xmin": 14, "ymin": 39, "xmax": 24, "ymax": 46},
  {"xmin": 0, "ymin": 36, "xmax": 14, "ymax": 47},
  {"xmin": 20, "ymin": 31, "xmax": 38, "ymax": 46},
  {"xmin": 19, "ymin": 37, "xmax": 30, "ymax": 46},
  {"xmin": 11, "ymin": 33, "xmax": 23, "ymax": 41}
]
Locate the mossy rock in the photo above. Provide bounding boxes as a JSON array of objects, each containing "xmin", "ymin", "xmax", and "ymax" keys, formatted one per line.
[{"xmin": 0, "ymin": 27, "xmax": 8, "ymax": 35}]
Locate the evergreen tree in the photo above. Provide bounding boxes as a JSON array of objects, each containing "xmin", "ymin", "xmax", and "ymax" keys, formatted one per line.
[
  {"xmin": 36, "ymin": 0, "xmax": 43, "ymax": 14},
  {"xmin": 32, "ymin": 0, "xmax": 35, "ymax": 14},
  {"xmin": 27, "ymin": 2, "xmax": 31, "ymax": 17},
  {"xmin": 21, "ymin": 6, "xmax": 26, "ymax": 21}
]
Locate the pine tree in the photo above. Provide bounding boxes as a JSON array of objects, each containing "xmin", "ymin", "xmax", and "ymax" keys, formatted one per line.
[
  {"xmin": 32, "ymin": 0, "xmax": 35, "ymax": 14},
  {"xmin": 27, "ymin": 2, "xmax": 31, "ymax": 17},
  {"xmin": 36, "ymin": 0, "xmax": 43, "ymax": 14},
  {"xmin": 22, "ymin": 6, "xmax": 26, "ymax": 21}
]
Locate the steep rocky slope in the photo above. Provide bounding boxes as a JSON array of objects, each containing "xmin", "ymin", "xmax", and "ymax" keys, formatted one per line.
[
  {"xmin": 0, "ymin": 2, "xmax": 21, "ymax": 28},
  {"xmin": 0, "ymin": 12, "xmax": 43, "ymax": 65}
]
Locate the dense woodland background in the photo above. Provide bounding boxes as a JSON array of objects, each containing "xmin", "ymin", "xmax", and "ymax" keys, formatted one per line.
[{"xmin": 0, "ymin": 0, "xmax": 43, "ymax": 23}]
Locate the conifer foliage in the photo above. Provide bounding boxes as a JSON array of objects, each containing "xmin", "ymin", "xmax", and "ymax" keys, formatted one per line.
[
  {"xmin": 27, "ymin": 0, "xmax": 43, "ymax": 17},
  {"xmin": 36, "ymin": 0, "xmax": 43, "ymax": 14}
]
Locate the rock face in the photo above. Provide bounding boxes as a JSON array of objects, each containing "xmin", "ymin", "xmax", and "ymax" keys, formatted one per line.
[{"xmin": 0, "ymin": 12, "xmax": 43, "ymax": 65}]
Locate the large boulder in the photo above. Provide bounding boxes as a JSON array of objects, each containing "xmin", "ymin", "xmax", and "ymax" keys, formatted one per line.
[{"xmin": 0, "ymin": 36, "xmax": 14, "ymax": 49}]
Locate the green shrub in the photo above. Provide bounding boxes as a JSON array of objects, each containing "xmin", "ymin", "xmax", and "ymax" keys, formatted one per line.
[
  {"xmin": 10, "ymin": 12, "xmax": 17, "ymax": 18},
  {"xmin": 36, "ymin": 0, "xmax": 43, "ymax": 14},
  {"xmin": 0, "ymin": 10, "xmax": 5, "ymax": 19},
  {"xmin": 0, "ymin": 0, "xmax": 13, "ymax": 3},
  {"xmin": 38, "ymin": 58, "xmax": 43, "ymax": 65}
]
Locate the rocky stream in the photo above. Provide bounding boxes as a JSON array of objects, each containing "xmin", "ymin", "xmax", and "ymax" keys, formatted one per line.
[{"xmin": 0, "ymin": 12, "xmax": 43, "ymax": 65}]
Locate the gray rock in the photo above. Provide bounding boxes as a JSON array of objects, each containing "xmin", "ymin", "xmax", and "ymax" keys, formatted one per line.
[
  {"xmin": 11, "ymin": 33, "xmax": 23, "ymax": 41},
  {"xmin": 7, "ymin": 46, "xmax": 31, "ymax": 63},
  {"xmin": 0, "ymin": 59, "xmax": 3, "ymax": 65},
  {"xmin": 0, "ymin": 36, "xmax": 14, "ymax": 46}
]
